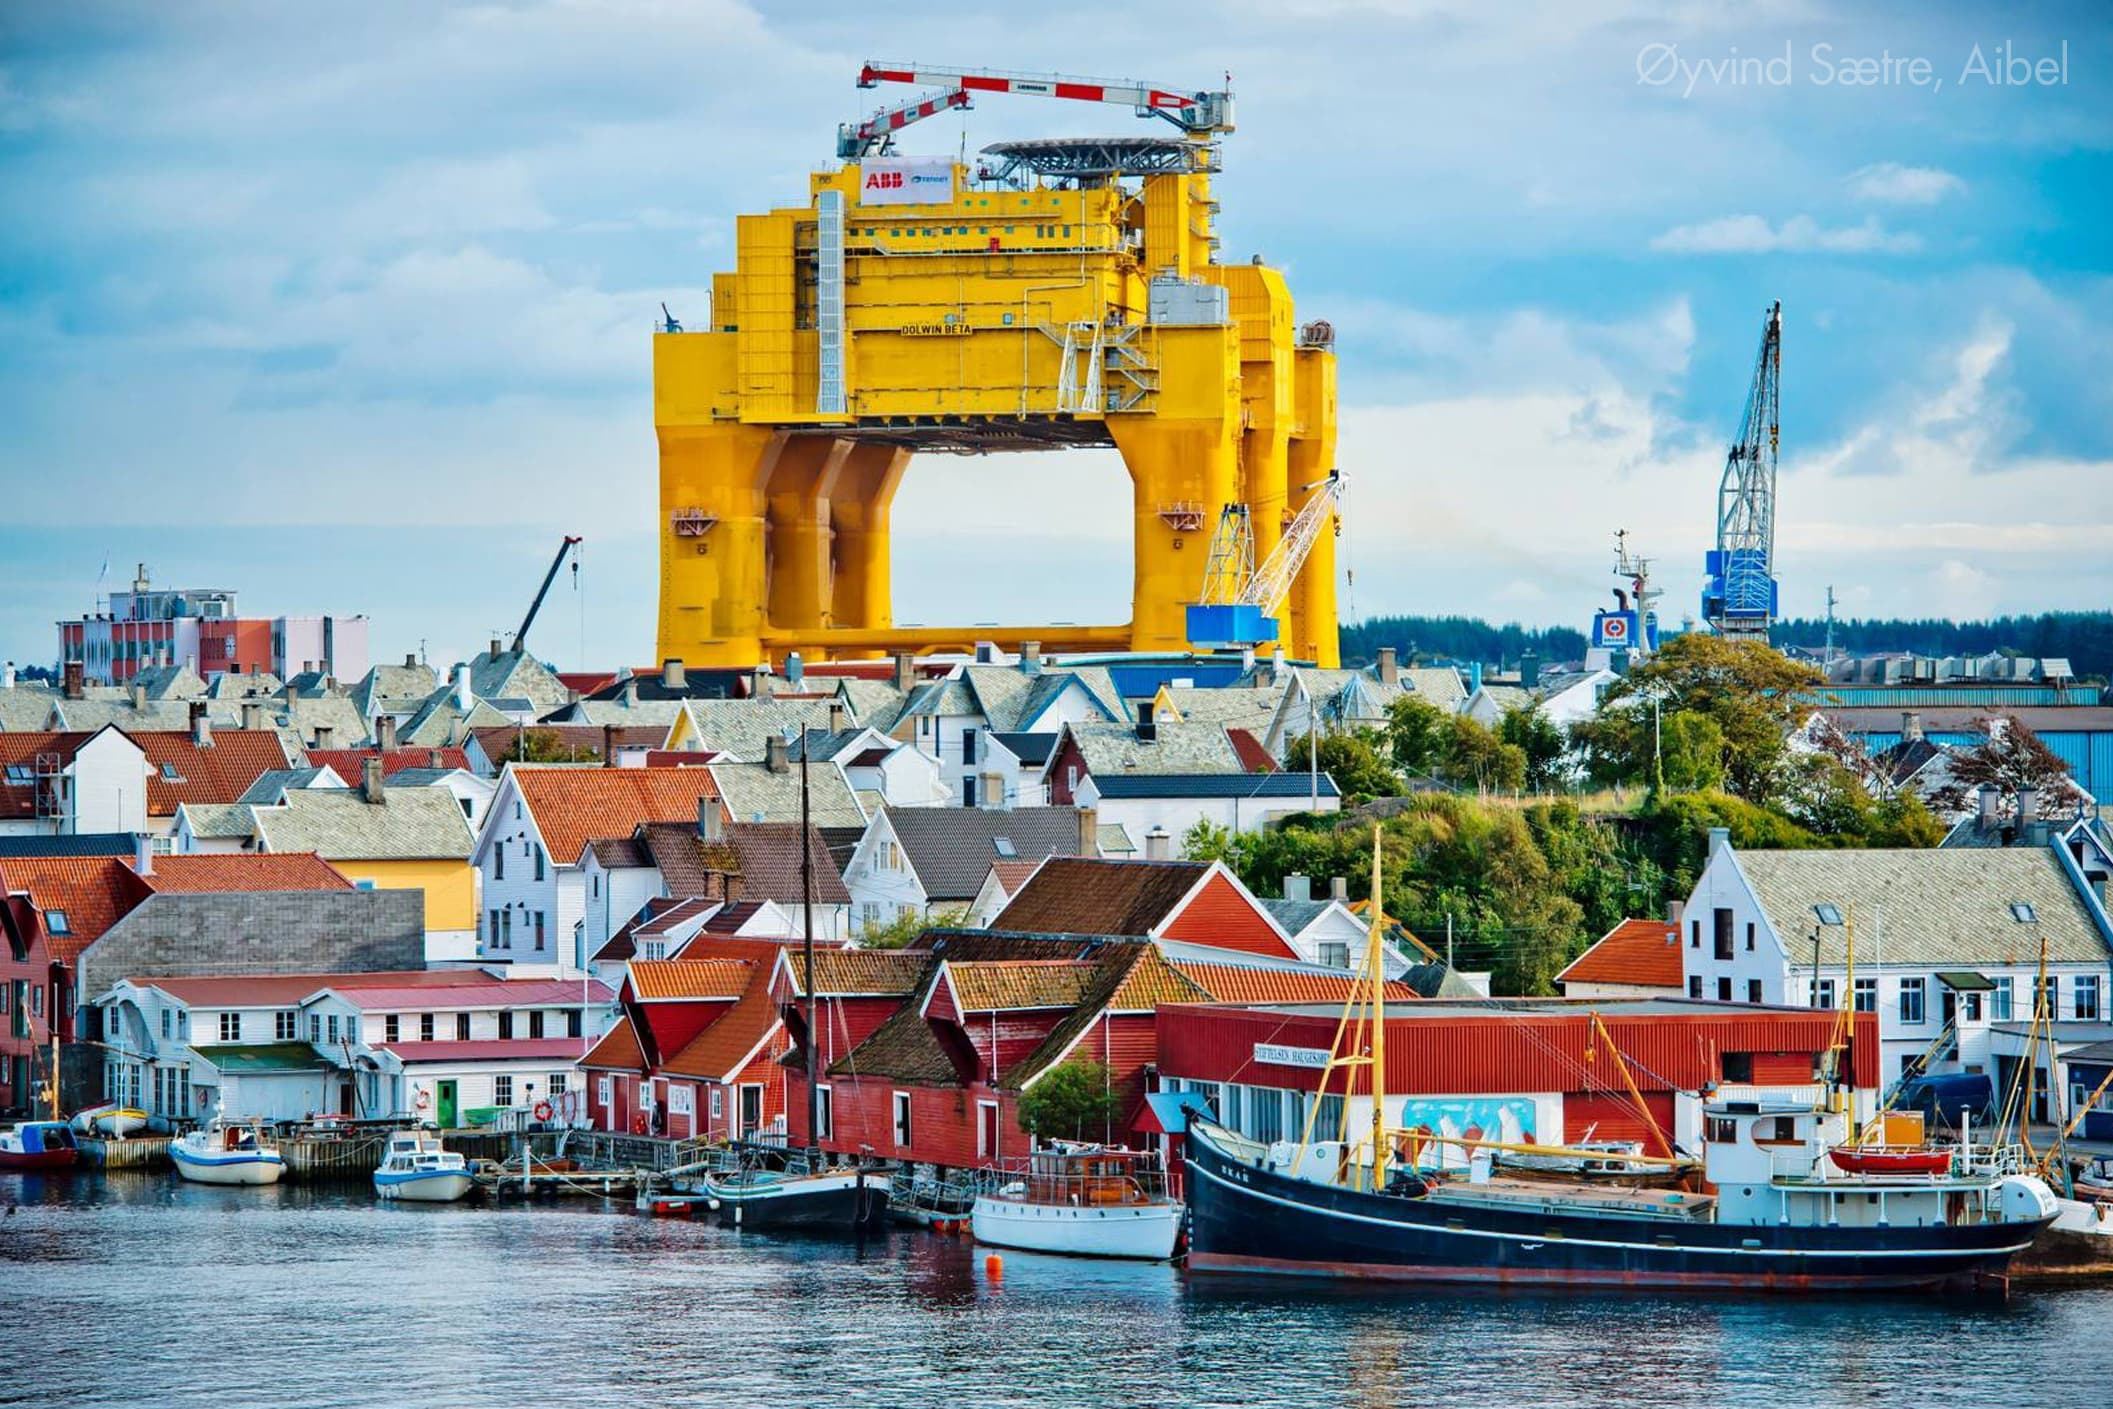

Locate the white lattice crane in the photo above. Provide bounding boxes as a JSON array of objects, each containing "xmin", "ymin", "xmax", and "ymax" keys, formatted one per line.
[{"xmin": 1188, "ymin": 473, "xmax": 1343, "ymax": 649}]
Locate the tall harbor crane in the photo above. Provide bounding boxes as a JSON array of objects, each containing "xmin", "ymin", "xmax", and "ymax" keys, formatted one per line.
[
  {"xmin": 511, "ymin": 535, "xmax": 581, "ymax": 654},
  {"xmin": 1702, "ymin": 302, "xmax": 1782, "ymax": 640}
]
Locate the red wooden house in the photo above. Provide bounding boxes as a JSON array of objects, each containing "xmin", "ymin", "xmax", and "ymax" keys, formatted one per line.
[{"xmin": 0, "ymin": 856, "xmax": 153, "ymax": 1114}]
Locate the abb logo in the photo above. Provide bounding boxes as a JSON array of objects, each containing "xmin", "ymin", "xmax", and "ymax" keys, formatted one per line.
[{"xmin": 866, "ymin": 170, "xmax": 905, "ymax": 190}]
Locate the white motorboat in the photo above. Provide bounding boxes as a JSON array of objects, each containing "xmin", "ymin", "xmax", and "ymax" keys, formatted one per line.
[
  {"xmin": 373, "ymin": 1130, "xmax": 474, "ymax": 1202},
  {"xmin": 71, "ymin": 1102, "xmax": 149, "ymax": 1138},
  {"xmin": 171, "ymin": 1120, "xmax": 286, "ymax": 1186},
  {"xmin": 971, "ymin": 1144, "xmax": 1184, "ymax": 1261}
]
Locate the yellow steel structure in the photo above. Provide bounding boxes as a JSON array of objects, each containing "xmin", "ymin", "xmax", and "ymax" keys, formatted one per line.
[{"xmin": 654, "ymin": 142, "xmax": 1339, "ymax": 667}]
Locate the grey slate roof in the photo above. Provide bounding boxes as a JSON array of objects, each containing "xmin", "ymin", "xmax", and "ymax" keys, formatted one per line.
[
  {"xmin": 349, "ymin": 662, "xmax": 438, "ymax": 718},
  {"xmin": 707, "ymin": 759, "xmax": 866, "ymax": 829},
  {"xmin": 1157, "ymin": 685, "xmax": 1286, "ymax": 730},
  {"xmin": 466, "ymin": 648, "xmax": 572, "ymax": 711},
  {"xmin": 252, "ymin": 786, "xmax": 476, "ymax": 860},
  {"xmin": 238, "ymin": 767, "xmax": 343, "ymax": 805},
  {"xmin": 674, "ymin": 699, "xmax": 842, "ymax": 761},
  {"xmin": 1734, "ymin": 845, "xmax": 2113, "ymax": 967},
  {"xmin": 1261, "ymin": 897, "xmax": 1331, "ymax": 936},
  {"xmin": 204, "ymin": 670, "xmax": 282, "ymax": 700},
  {"xmin": 177, "ymin": 802, "xmax": 258, "ymax": 840},
  {"xmin": 0, "ymin": 686, "xmax": 59, "ymax": 732},
  {"xmin": 1066, "ymin": 719, "xmax": 1250, "ymax": 776},
  {"xmin": 886, "ymin": 805, "xmax": 1085, "ymax": 900},
  {"xmin": 78, "ymin": 889, "xmax": 426, "ymax": 1004},
  {"xmin": 131, "ymin": 663, "xmax": 207, "ymax": 700},
  {"xmin": 834, "ymin": 678, "xmax": 911, "ymax": 731}
]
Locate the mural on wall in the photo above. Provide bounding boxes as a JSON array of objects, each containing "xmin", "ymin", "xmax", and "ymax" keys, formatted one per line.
[{"xmin": 1388, "ymin": 1096, "xmax": 1538, "ymax": 1170}]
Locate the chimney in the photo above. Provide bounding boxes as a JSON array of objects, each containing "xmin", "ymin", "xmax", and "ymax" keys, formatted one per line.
[
  {"xmin": 64, "ymin": 660, "xmax": 84, "ymax": 699},
  {"xmin": 1283, "ymin": 874, "xmax": 1311, "ymax": 902},
  {"xmin": 828, "ymin": 701, "xmax": 846, "ymax": 734},
  {"xmin": 361, "ymin": 756, "xmax": 384, "ymax": 804},
  {"xmin": 1707, "ymin": 826, "xmax": 1731, "ymax": 858},
  {"xmin": 785, "ymin": 652, "xmax": 804, "ymax": 689},
  {"xmin": 1667, "ymin": 899, "xmax": 1685, "ymax": 930},
  {"xmin": 428, "ymin": 748, "xmax": 443, "ymax": 768},
  {"xmin": 765, "ymin": 734, "xmax": 790, "ymax": 774},
  {"xmin": 750, "ymin": 666, "xmax": 773, "ymax": 700},
  {"xmin": 2017, "ymin": 787, "xmax": 2040, "ymax": 830},
  {"xmin": 241, "ymin": 702, "xmax": 265, "ymax": 731},
  {"xmin": 622, "ymin": 676, "xmax": 638, "ymax": 708},
  {"xmin": 892, "ymin": 652, "xmax": 916, "ymax": 692},
  {"xmin": 489, "ymin": 638, "xmax": 503, "ymax": 660},
  {"xmin": 1144, "ymin": 825, "xmax": 1171, "ymax": 862},
  {"xmin": 130, "ymin": 682, "xmax": 147, "ymax": 710},
  {"xmin": 1, "ymin": 662, "xmax": 13, "ymax": 690},
  {"xmin": 1521, "ymin": 650, "xmax": 1540, "ymax": 690},
  {"xmin": 453, "ymin": 664, "xmax": 473, "ymax": 712},
  {"xmin": 404, "ymin": 652, "xmax": 419, "ymax": 669},
  {"xmin": 1329, "ymin": 876, "xmax": 1348, "ymax": 903},
  {"xmin": 314, "ymin": 726, "xmax": 335, "ymax": 752},
  {"xmin": 602, "ymin": 723, "xmax": 618, "ymax": 768},
  {"xmin": 1901, "ymin": 711, "xmax": 1923, "ymax": 743},
  {"xmin": 1376, "ymin": 647, "xmax": 1398, "ymax": 686},
  {"xmin": 1076, "ymin": 805, "xmax": 1099, "ymax": 858},
  {"xmin": 661, "ymin": 658, "xmax": 685, "ymax": 690},
  {"xmin": 1020, "ymin": 641, "xmax": 1042, "ymax": 675},
  {"xmin": 375, "ymin": 714, "xmax": 398, "ymax": 751},
  {"xmin": 323, "ymin": 674, "xmax": 336, "ymax": 693},
  {"xmin": 1269, "ymin": 645, "xmax": 1286, "ymax": 686},
  {"xmin": 188, "ymin": 700, "xmax": 212, "ymax": 747},
  {"xmin": 1980, "ymin": 786, "xmax": 2002, "ymax": 828},
  {"xmin": 1135, "ymin": 701, "xmax": 1157, "ymax": 743},
  {"xmin": 698, "ymin": 795, "xmax": 724, "ymax": 843},
  {"xmin": 133, "ymin": 832, "xmax": 154, "ymax": 878}
]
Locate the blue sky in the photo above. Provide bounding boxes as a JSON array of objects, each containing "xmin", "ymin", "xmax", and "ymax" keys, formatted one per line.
[{"xmin": 1, "ymin": 1, "xmax": 2108, "ymax": 671}]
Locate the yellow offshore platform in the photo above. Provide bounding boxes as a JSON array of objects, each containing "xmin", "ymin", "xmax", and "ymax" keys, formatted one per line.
[{"xmin": 654, "ymin": 61, "xmax": 1340, "ymax": 668}]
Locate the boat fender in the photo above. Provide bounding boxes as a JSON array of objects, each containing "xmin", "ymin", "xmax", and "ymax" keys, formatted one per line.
[
  {"xmin": 707, "ymin": 1198, "xmax": 721, "ymax": 1211},
  {"xmin": 533, "ymin": 1100, "xmax": 554, "ymax": 1122}
]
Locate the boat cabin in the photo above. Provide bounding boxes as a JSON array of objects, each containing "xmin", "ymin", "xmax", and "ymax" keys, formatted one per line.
[
  {"xmin": 4, "ymin": 1122, "xmax": 77, "ymax": 1155},
  {"xmin": 997, "ymin": 1144, "xmax": 1171, "ymax": 1209}
]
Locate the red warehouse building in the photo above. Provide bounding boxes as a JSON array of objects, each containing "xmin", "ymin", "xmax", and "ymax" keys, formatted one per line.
[{"xmin": 1152, "ymin": 998, "xmax": 1880, "ymax": 1166}]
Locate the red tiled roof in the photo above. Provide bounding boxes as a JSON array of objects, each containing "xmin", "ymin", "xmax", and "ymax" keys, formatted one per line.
[
  {"xmin": 1170, "ymin": 960, "xmax": 1419, "ymax": 1005},
  {"xmin": 582, "ymin": 1014, "xmax": 647, "ymax": 1071},
  {"xmin": 986, "ymin": 859, "xmax": 1042, "ymax": 897},
  {"xmin": 1556, "ymin": 918, "xmax": 1685, "ymax": 990},
  {"xmin": 380, "ymin": 1038, "xmax": 591, "ymax": 1063},
  {"xmin": 307, "ymin": 747, "xmax": 469, "ymax": 778},
  {"xmin": 940, "ymin": 959, "xmax": 1099, "ymax": 1012},
  {"xmin": 993, "ymin": 857, "xmax": 1207, "ymax": 936},
  {"xmin": 1226, "ymin": 727, "xmax": 1278, "ymax": 774},
  {"xmin": 557, "ymin": 672, "xmax": 620, "ymax": 696},
  {"xmin": 0, "ymin": 856, "xmax": 154, "ymax": 964},
  {"xmin": 628, "ymin": 958, "xmax": 753, "ymax": 1001},
  {"xmin": 138, "ymin": 729, "xmax": 292, "ymax": 816},
  {"xmin": 778, "ymin": 949, "xmax": 927, "ymax": 998},
  {"xmin": 143, "ymin": 853, "xmax": 353, "ymax": 894},
  {"xmin": 512, "ymin": 767, "xmax": 722, "ymax": 867}
]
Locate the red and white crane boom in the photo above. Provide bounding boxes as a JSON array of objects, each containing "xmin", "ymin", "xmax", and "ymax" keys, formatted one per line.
[{"xmin": 844, "ymin": 60, "xmax": 1234, "ymax": 156}]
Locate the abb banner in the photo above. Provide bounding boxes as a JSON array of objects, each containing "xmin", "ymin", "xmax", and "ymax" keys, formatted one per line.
[{"xmin": 859, "ymin": 157, "xmax": 953, "ymax": 206}]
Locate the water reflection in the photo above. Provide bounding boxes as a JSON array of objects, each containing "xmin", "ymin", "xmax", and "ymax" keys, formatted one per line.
[{"xmin": 2, "ymin": 1173, "xmax": 2108, "ymax": 1409}]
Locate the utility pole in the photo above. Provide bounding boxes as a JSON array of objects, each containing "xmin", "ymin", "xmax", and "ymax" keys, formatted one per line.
[
  {"xmin": 800, "ymin": 721, "xmax": 819, "ymax": 1162},
  {"xmin": 1823, "ymin": 584, "xmax": 1838, "ymax": 668}
]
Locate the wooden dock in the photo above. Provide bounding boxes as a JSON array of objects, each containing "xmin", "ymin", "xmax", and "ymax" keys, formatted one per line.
[
  {"xmin": 280, "ymin": 1131, "xmax": 390, "ymax": 1180},
  {"xmin": 77, "ymin": 1135, "xmax": 172, "ymax": 1170}
]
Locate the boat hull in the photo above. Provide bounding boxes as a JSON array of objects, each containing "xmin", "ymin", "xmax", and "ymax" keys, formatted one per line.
[
  {"xmin": 971, "ymin": 1196, "xmax": 1183, "ymax": 1260},
  {"xmin": 172, "ymin": 1148, "xmax": 286, "ymax": 1186},
  {"xmin": 375, "ymin": 1169, "xmax": 475, "ymax": 1202},
  {"xmin": 1183, "ymin": 1125, "xmax": 2043, "ymax": 1294},
  {"xmin": 0, "ymin": 1149, "xmax": 78, "ymax": 1173},
  {"xmin": 707, "ymin": 1170, "xmax": 889, "ymax": 1232}
]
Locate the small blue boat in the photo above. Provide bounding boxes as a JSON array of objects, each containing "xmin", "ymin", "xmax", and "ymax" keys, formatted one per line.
[{"xmin": 374, "ymin": 1131, "xmax": 474, "ymax": 1202}]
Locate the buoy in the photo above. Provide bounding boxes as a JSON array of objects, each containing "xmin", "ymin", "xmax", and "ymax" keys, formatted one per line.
[{"xmin": 985, "ymin": 1253, "xmax": 1003, "ymax": 1278}]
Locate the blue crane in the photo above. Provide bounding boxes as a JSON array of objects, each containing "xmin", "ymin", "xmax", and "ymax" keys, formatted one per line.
[{"xmin": 1702, "ymin": 301, "xmax": 1782, "ymax": 640}]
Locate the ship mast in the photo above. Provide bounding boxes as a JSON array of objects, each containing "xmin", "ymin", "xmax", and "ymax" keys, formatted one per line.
[{"xmin": 1365, "ymin": 827, "xmax": 1388, "ymax": 1193}]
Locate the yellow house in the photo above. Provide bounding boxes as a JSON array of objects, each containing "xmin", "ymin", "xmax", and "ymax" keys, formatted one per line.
[{"xmin": 252, "ymin": 782, "xmax": 479, "ymax": 962}]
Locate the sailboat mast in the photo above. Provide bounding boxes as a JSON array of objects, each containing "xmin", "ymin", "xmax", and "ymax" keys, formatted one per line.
[
  {"xmin": 1367, "ymin": 827, "xmax": 1388, "ymax": 1191},
  {"xmin": 800, "ymin": 724, "xmax": 819, "ymax": 1158}
]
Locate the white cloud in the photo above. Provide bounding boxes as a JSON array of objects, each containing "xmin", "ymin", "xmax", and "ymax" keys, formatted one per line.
[
  {"xmin": 1649, "ymin": 213, "xmax": 1922, "ymax": 255},
  {"xmin": 1846, "ymin": 162, "xmax": 1965, "ymax": 205}
]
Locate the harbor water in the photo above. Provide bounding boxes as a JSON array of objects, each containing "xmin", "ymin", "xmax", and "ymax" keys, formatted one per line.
[{"xmin": 6, "ymin": 1170, "xmax": 2113, "ymax": 1409}]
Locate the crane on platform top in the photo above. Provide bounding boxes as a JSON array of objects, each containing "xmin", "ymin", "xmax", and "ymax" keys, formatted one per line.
[
  {"xmin": 1702, "ymin": 301, "xmax": 1783, "ymax": 641},
  {"xmin": 511, "ymin": 535, "xmax": 582, "ymax": 655},
  {"xmin": 838, "ymin": 60, "xmax": 1235, "ymax": 159},
  {"xmin": 1188, "ymin": 473, "xmax": 1344, "ymax": 650}
]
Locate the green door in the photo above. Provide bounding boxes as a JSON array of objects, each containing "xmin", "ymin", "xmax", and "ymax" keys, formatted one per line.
[{"xmin": 436, "ymin": 1080, "xmax": 458, "ymax": 1128}]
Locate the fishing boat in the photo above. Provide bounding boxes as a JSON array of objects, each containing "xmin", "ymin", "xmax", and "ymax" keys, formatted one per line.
[
  {"xmin": 373, "ymin": 1130, "xmax": 474, "ymax": 1202},
  {"xmin": 0, "ymin": 1121, "xmax": 80, "ymax": 1172},
  {"xmin": 71, "ymin": 1102, "xmax": 149, "ymax": 1138},
  {"xmin": 2072, "ymin": 1156, "xmax": 2113, "ymax": 1202},
  {"xmin": 1182, "ymin": 829, "xmax": 2059, "ymax": 1295},
  {"xmin": 171, "ymin": 1120, "xmax": 286, "ymax": 1186},
  {"xmin": 698, "ymin": 1154, "xmax": 889, "ymax": 1231},
  {"xmin": 971, "ymin": 1144, "xmax": 1184, "ymax": 1260}
]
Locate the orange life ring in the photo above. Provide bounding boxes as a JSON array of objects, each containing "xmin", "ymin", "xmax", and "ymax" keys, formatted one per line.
[
  {"xmin": 632, "ymin": 1112, "xmax": 647, "ymax": 1135},
  {"xmin": 533, "ymin": 1100, "xmax": 554, "ymax": 1122}
]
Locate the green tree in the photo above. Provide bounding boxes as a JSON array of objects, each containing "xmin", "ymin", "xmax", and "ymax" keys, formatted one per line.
[
  {"xmin": 1016, "ymin": 1060, "xmax": 1123, "ymax": 1144},
  {"xmin": 1929, "ymin": 714, "xmax": 2089, "ymax": 820},
  {"xmin": 858, "ymin": 906, "xmax": 967, "ymax": 950},
  {"xmin": 1181, "ymin": 818, "xmax": 1235, "ymax": 864},
  {"xmin": 1436, "ymin": 715, "xmax": 1526, "ymax": 794},
  {"xmin": 1286, "ymin": 727, "xmax": 1403, "ymax": 804},
  {"xmin": 1385, "ymin": 695, "xmax": 1451, "ymax": 779},
  {"xmin": 1601, "ymin": 634, "xmax": 1824, "ymax": 802},
  {"xmin": 496, "ymin": 727, "xmax": 592, "ymax": 764},
  {"xmin": 1496, "ymin": 705, "xmax": 1568, "ymax": 792}
]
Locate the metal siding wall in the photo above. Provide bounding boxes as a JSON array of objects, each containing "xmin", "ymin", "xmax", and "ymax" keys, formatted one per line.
[{"xmin": 1563, "ymin": 1092, "xmax": 1675, "ymax": 1143}]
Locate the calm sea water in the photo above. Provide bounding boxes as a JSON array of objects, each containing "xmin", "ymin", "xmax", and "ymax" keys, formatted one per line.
[{"xmin": 3, "ymin": 1169, "xmax": 2109, "ymax": 1409}]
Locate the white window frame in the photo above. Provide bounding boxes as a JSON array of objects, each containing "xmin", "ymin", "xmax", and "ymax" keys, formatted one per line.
[
  {"xmin": 893, "ymin": 1090, "xmax": 913, "ymax": 1148},
  {"xmin": 816, "ymin": 1083, "xmax": 834, "ymax": 1142},
  {"xmin": 597, "ymin": 1075, "xmax": 613, "ymax": 1107},
  {"xmin": 668, "ymin": 1084, "xmax": 694, "ymax": 1116},
  {"xmin": 219, "ymin": 1011, "xmax": 240, "ymax": 1042},
  {"xmin": 710, "ymin": 1086, "xmax": 723, "ymax": 1120},
  {"xmin": 1899, "ymin": 977, "xmax": 1926, "ymax": 1026},
  {"xmin": 494, "ymin": 1074, "xmax": 515, "ymax": 1107},
  {"xmin": 976, "ymin": 1098, "xmax": 999, "ymax": 1158}
]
